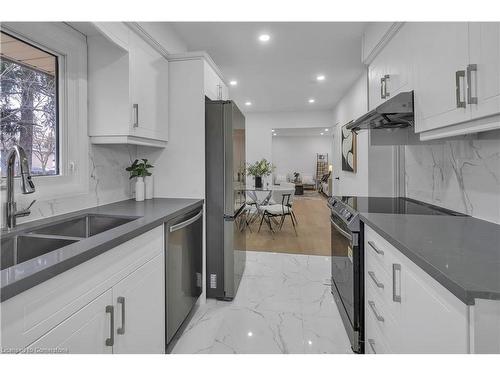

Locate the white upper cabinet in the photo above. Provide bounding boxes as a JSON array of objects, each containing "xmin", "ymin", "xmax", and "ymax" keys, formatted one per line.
[
  {"xmin": 204, "ymin": 60, "xmax": 229, "ymax": 101},
  {"xmin": 469, "ymin": 22, "xmax": 500, "ymax": 121},
  {"xmin": 88, "ymin": 23, "xmax": 169, "ymax": 147},
  {"xmin": 412, "ymin": 22, "xmax": 471, "ymax": 133},
  {"xmin": 368, "ymin": 57, "xmax": 387, "ymax": 110},
  {"xmin": 368, "ymin": 24, "xmax": 413, "ymax": 110},
  {"xmin": 129, "ymin": 31, "xmax": 169, "ymax": 142},
  {"xmin": 367, "ymin": 22, "xmax": 500, "ymax": 140},
  {"xmin": 93, "ymin": 22, "xmax": 129, "ymax": 50}
]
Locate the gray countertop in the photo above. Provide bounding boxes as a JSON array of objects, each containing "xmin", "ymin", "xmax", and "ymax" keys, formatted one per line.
[
  {"xmin": 360, "ymin": 213, "xmax": 500, "ymax": 305},
  {"xmin": 0, "ymin": 198, "xmax": 204, "ymax": 302}
]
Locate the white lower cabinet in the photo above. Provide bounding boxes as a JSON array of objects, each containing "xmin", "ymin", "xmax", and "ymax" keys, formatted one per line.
[
  {"xmin": 364, "ymin": 224, "xmax": 469, "ymax": 354},
  {"xmin": 1, "ymin": 226, "xmax": 165, "ymax": 354},
  {"xmin": 22, "ymin": 253, "xmax": 165, "ymax": 354},
  {"xmin": 25, "ymin": 290, "xmax": 113, "ymax": 354},
  {"xmin": 112, "ymin": 253, "xmax": 165, "ymax": 354}
]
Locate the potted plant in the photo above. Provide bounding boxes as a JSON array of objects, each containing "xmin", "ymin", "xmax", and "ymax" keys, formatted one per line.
[
  {"xmin": 126, "ymin": 159, "xmax": 154, "ymax": 201},
  {"xmin": 247, "ymin": 159, "xmax": 274, "ymax": 188}
]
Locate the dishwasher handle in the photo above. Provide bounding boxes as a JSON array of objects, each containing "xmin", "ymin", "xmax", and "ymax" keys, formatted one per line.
[{"xmin": 169, "ymin": 210, "xmax": 203, "ymax": 233}]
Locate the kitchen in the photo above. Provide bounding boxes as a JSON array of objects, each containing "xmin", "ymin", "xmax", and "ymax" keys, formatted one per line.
[{"xmin": 1, "ymin": 0, "xmax": 499, "ymax": 370}]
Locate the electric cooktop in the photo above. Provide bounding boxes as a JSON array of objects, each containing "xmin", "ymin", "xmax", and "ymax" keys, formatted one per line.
[{"xmin": 331, "ymin": 196, "xmax": 465, "ymax": 216}]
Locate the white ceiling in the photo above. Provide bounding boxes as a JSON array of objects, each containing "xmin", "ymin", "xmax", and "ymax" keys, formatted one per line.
[
  {"xmin": 169, "ymin": 22, "xmax": 367, "ymax": 113},
  {"xmin": 272, "ymin": 127, "xmax": 332, "ymax": 137}
]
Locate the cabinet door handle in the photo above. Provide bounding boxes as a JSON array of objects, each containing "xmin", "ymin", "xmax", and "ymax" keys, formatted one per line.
[
  {"xmin": 383, "ymin": 74, "xmax": 390, "ymax": 98},
  {"xmin": 368, "ymin": 300, "xmax": 385, "ymax": 322},
  {"xmin": 455, "ymin": 70, "xmax": 466, "ymax": 108},
  {"xmin": 368, "ymin": 339, "xmax": 377, "ymax": 354},
  {"xmin": 368, "ymin": 241, "xmax": 384, "ymax": 255},
  {"xmin": 393, "ymin": 263, "xmax": 402, "ymax": 303},
  {"xmin": 466, "ymin": 64, "xmax": 478, "ymax": 105},
  {"xmin": 380, "ymin": 77, "xmax": 386, "ymax": 99},
  {"xmin": 368, "ymin": 271, "xmax": 384, "ymax": 289},
  {"xmin": 105, "ymin": 305, "xmax": 114, "ymax": 346},
  {"xmin": 117, "ymin": 296, "xmax": 125, "ymax": 335},
  {"xmin": 133, "ymin": 104, "xmax": 139, "ymax": 128}
]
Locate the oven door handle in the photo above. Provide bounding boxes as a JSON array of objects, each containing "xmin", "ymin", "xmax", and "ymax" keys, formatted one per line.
[{"xmin": 330, "ymin": 217, "xmax": 352, "ymax": 241}]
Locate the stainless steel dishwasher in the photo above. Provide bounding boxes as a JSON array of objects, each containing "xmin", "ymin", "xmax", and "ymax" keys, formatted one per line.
[{"xmin": 165, "ymin": 207, "xmax": 203, "ymax": 344}]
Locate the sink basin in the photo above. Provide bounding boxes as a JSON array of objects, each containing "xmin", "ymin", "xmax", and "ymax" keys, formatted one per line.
[
  {"xmin": 1, "ymin": 235, "xmax": 78, "ymax": 271},
  {"xmin": 31, "ymin": 214, "xmax": 137, "ymax": 238}
]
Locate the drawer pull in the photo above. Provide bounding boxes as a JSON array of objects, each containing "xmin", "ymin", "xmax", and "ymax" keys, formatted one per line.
[
  {"xmin": 393, "ymin": 263, "xmax": 402, "ymax": 303},
  {"xmin": 368, "ymin": 338, "xmax": 376, "ymax": 354},
  {"xmin": 455, "ymin": 70, "xmax": 466, "ymax": 108},
  {"xmin": 368, "ymin": 241, "xmax": 384, "ymax": 255},
  {"xmin": 105, "ymin": 305, "xmax": 114, "ymax": 346},
  {"xmin": 368, "ymin": 300, "xmax": 385, "ymax": 322},
  {"xmin": 117, "ymin": 296, "xmax": 126, "ymax": 335},
  {"xmin": 368, "ymin": 271, "xmax": 384, "ymax": 289}
]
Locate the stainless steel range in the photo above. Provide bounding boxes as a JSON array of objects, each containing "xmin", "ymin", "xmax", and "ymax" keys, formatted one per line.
[{"xmin": 327, "ymin": 196, "xmax": 363, "ymax": 353}]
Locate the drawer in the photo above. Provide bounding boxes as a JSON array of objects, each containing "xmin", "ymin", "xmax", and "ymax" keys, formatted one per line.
[
  {"xmin": 365, "ymin": 225, "xmax": 404, "ymax": 278},
  {"xmin": 365, "ymin": 306, "xmax": 392, "ymax": 354},
  {"xmin": 365, "ymin": 252, "xmax": 403, "ymax": 321},
  {"xmin": 365, "ymin": 280, "xmax": 402, "ymax": 350}
]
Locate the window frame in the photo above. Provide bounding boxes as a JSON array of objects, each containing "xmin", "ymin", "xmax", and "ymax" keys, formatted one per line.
[
  {"xmin": 1, "ymin": 30, "xmax": 61, "ymax": 178},
  {"xmin": 0, "ymin": 22, "xmax": 88, "ymax": 200}
]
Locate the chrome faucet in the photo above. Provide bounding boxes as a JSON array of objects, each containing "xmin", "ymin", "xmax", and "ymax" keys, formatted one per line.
[{"xmin": 6, "ymin": 145, "xmax": 36, "ymax": 229}]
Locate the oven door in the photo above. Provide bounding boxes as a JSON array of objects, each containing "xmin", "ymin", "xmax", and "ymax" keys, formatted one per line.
[{"xmin": 330, "ymin": 213, "xmax": 360, "ymax": 352}]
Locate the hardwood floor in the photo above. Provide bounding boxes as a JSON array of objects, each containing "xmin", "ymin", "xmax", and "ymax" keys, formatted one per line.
[{"xmin": 245, "ymin": 191, "xmax": 331, "ymax": 256}]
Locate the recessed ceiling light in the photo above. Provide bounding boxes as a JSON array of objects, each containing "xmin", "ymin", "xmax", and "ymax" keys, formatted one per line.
[
  {"xmin": 245, "ymin": 101, "xmax": 252, "ymax": 106},
  {"xmin": 308, "ymin": 98, "xmax": 315, "ymax": 103},
  {"xmin": 316, "ymin": 75, "xmax": 325, "ymax": 81},
  {"xmin": 248, "ymin": 331, "xmax": 253, "ymax": 337},
  {"xmin": 325, "ymin": 128, "xmax": 329, "ymax": 131},
  {"xmin": 320, "ymin": 132, "xmax": 324, "ymax": 135},
  {"xmin": 229, "ymin": 80, "xmax": 238, "ymax": 86},
  {"xmin": 258, "ymin": 34, "xmax": 270, "ymax": 42}
]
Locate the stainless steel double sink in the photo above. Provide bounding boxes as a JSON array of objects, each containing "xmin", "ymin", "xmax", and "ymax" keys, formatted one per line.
[{"xmin": 1, "ymin": 214, "xmax": 139, "ymax": 271}]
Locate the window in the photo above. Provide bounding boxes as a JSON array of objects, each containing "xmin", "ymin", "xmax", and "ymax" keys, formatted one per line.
[{"xmin": 0, "ymin": 31, "xmax": 59, "ymax": 177}]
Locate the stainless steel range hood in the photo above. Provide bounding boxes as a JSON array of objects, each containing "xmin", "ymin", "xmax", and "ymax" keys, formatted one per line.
[{"xmin": 347, "ymin": 91, "xmax": 414, "ymax": 132}]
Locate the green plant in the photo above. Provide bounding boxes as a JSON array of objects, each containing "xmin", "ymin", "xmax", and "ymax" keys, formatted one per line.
[
  {"xmin": 246, "ymin": 159, "xmax": 275, "ymax": 177},
  {"xmin": 125, "ymin": 159, "xmax": 154, "ymax": 179}
]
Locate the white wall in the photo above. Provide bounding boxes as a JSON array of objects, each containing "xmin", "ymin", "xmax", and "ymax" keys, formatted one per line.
[
  {"xmin": 139, "ymin": 59, "xmax": 205, "ymax": 199},
  {"xmin": 331, "ymin": 71, "xmax": 396, "ymax": 197},
  {"xmin": 332, "ymin": 72, "xmax": 370, "ymax": 196},
  {"xmin": 245, "ymin": 110, "xmax": 332, "ymax": 185},
  {"xmin": 272, "ymin": 136, "xmax": 331, "ymax": 180}
]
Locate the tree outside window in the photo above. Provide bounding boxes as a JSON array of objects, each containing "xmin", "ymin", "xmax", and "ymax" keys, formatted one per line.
[{"xmin": 0, "ymin": 31, "xmax": 58, "ymax": 177}]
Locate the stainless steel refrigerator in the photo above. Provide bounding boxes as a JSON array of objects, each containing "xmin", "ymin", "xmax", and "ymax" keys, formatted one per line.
[{"xmin": 205, "ymin": 100, "xmax": 246, "ymax": 300}]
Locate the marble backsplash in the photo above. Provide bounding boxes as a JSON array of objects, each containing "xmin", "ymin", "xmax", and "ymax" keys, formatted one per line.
[
  {"xmin": 405, "ymin": 132, "xmax": 500, "ymax": 224},
  {"xmin": 5, "ymin": 144, "xmax": 137, "ymax": 225}
]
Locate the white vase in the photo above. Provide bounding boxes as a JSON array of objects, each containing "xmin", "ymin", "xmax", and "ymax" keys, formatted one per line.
[
  {"xmin": 145, "ymin": 175, "xmax": 154, "ymax": 200},
  {"xmin": 135, "ymin": 177, "xmax": 145, "ymax": 202}
]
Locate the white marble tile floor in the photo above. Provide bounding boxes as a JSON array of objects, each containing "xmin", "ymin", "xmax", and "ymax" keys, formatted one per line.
[{"xmin": 170, "ymin": 251, "xmax": 352, "ymax": 354}]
